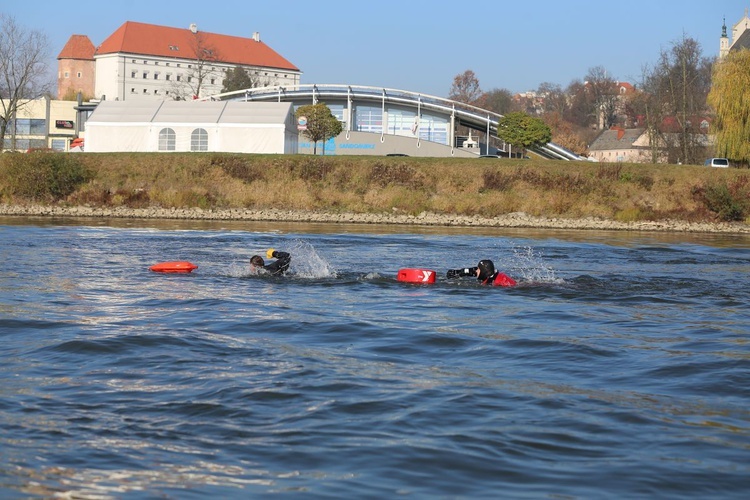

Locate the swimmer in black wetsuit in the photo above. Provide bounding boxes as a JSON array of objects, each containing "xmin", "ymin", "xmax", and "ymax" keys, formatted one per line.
[
  {"xmin": 250, "ymin": 248, "xmax": 291, "ymax": 276},
  {"xmin": 446, "ymin": 259, "xmax": 517, "ymax": 287}
]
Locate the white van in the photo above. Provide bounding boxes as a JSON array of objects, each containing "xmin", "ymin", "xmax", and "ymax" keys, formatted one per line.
[{"xmin": 704, "ymin": 158, "xmax": 729, "ymax": 168}]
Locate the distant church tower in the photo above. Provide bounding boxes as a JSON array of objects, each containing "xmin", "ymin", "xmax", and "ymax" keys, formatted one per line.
[{"xmin": 720, "ymin": 18, "xmax": 730, "ymax": 59}]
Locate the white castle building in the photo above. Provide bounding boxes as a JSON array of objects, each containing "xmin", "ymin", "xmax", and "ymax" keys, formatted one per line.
[{"xmin": 58, "ymin": 21, "xmax": 301, "ymax": 102}]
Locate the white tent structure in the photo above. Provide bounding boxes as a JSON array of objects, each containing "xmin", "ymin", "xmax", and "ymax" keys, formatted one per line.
[{"xmin": 85, "ymin": 100, "xmax": 298, "ymax": 154}]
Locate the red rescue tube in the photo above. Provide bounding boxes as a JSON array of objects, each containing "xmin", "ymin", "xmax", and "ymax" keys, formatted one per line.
[
  {"xmin": 397, "ymin": 268, "xmax": 436, "ymax": 284},
  {"xmin": 149, "ymin": 261, "xmax": 198, "ymax": 273}
]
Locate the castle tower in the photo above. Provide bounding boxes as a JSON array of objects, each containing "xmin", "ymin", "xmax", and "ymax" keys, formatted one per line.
[{"xmin": 57, "ymin": 35, "xmax": 96, "ymax": 100}]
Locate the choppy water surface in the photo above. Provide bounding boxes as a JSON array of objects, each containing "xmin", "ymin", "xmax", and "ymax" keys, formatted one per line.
[{"xmin": 1, "ymin": 217, "xmax": 749, "ymax": 499}]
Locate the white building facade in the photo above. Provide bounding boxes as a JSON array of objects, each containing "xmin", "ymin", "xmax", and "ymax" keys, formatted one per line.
[{"xmin": 720, "ymin": 9, "xmax": 750, "ymax": 58}]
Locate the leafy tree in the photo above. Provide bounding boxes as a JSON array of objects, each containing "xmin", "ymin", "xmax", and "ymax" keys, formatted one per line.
[
  {"xmin": 542, "ymin": 112, "xmax": 590, "ymax": 156},
  {"xmin": 497, "ymin": 112, "xmax": 552, "ymax": 155},
  {"xmin": 0, "ymin": 14, "xmax": 50, "ymax": 151},
  {"xmin": 295, "ymin": 103, "xmax": 342, "ymax": 155},
  {"xmin": 707, "ymin": 49, "xmax": 750, "ymax": 165},
  {"xmin": 221, "ymin": 65, "xmax": 268, "ymax": 94},
  {"xmin": 448, "ymin": 70, "xmax": 482, "ymax": 105}
]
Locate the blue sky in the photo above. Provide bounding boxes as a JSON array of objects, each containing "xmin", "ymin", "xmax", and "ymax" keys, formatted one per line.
[{"xmin": 4, "ymin": 0, "xmax": 748, "ymax": 97}]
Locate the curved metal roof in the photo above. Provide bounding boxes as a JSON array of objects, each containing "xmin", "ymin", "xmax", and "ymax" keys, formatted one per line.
[{"xmin": 206, "ymin": 84, "xmax": 585, "ymax": 160}]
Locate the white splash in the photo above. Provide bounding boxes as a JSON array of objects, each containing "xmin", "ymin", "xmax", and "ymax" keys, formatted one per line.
[
  {"xmin": 287, "ymin": 239, "xmax": 336, "ymax": 279},
  {"xmin": 506, "ymin": 246, "xmax": 563, "ymax": 284}
]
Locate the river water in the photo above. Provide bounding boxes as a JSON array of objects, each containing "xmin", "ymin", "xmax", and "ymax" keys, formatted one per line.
[{"xmin": 1, "ymin": 217, "xmax": 749, "ymax": 499}]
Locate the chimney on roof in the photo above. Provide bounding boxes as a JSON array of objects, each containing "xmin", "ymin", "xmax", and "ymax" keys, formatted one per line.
[
  {"xmin": 252, "ymin": 32, "xmax": 261, "ymax": 42},
  {"xmin": 189, "ymin": 23, "xmax": 198, "ymax": 34}
]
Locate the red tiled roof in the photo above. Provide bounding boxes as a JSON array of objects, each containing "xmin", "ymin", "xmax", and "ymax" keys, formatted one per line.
[
  {"xmin": 57, "ymin": 35, "xmax": 96, "ymax": 60},
  {"xmin": 95, "ymin": 21, "xmax": 299, "ymax": 72}
]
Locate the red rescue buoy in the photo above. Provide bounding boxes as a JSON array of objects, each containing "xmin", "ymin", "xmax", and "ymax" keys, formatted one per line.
[
  {"xmin": 397, "ymin": 268, "xmax": 436, "ymax": 284},
  {"xmin": 149, "ymin": 261, "xmax": 198, "ymax": 273}
]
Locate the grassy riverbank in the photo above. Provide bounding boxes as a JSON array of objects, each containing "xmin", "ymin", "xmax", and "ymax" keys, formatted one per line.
[{"xmin": 1, "ymin": 152, "xmax": 749, "ymax": 225}]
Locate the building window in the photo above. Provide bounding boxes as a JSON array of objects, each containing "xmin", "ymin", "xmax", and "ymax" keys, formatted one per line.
[
  {"xmin": 354, "ymin": 105, "xmax": 383, "ymax": 134},
  {"xmin": 158, "ymin": 128, "xmax": 176, "ymax": 151},
  {"xmin": 77, "ymin": 72, "xmax": 82, "ymax": 78},
  {"xmin": 166, "ymin": 74, "xmax": 171, "ymax": 81},
  {"xmin": 64, "ymin": 71, "xmax": 69, "ymax": 78},
  {"xmin": 176, "ymin": 75, "xmax": 182, "ymax": 82},
  {"xmin": 154, "ymin": 73, "xmax": 159, "ymax": 80},
  {"xmin": 143, "ymin": 72, "xmax": 148, "ymax": 79},
  {"xmin": 154, "ymin": 89, "xmax": 160, "ymax": 95},
  {"xmin": 10, "ymin": 118, "xmax": 46, "ymax": 135},
  {"xmin": 131, "ymin": 71, "xmax": 137, "ymax": 78},
  {"xmin": 191, "ymin": 128, "xmax": 208, "ymax": 151},
  {"xmin": 131, "ymin": 88, "xmax": 136, "ymax": 93},
  {"xmin": 210, "ymin": 78, "xmax": 216, "ymax": 85},
  {"xmin": 143, "ymin": 60, "xmax": 148, "ymax": 64}
]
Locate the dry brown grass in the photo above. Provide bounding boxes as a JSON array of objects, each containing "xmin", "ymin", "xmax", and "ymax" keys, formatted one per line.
[{"xmin": 1, "ymin": 152, "xmax": 749, "ymax": 223}]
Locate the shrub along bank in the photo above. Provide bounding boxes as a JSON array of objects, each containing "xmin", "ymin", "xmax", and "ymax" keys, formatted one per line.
[{"xmin": 0, "ymin": 151, "xmax": 749, "ymax": 224}]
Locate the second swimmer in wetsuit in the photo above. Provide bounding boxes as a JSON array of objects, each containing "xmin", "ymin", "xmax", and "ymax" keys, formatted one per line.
[{"xmin": 250, "ymin": 248, "xmax": 291, "ymax": 276}]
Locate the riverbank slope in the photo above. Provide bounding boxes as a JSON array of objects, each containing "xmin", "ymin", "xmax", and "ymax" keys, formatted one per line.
[{"xmin": 1, "ymin": 153, "xmax": 748, "ymax": 233}]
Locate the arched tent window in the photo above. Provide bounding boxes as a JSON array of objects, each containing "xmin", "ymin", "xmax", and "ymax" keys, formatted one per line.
[
  {"xmin": 158, "ymin": 128, "xmax": 175, "ymax": 151},
  {"xmin": 191, "ymin": 128, "xmax": 208, "ymax": 151}
]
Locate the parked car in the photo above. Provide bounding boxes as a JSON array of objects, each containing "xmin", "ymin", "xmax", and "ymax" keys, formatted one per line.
[{"xmin": 704, "ymin": 158, "xmax": 729, "ymax": 168}]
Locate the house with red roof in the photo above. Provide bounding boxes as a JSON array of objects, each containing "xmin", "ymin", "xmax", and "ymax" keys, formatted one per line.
[{"xmin": 58, "ymin": 21, "xmax": 301, "ymax": 102}]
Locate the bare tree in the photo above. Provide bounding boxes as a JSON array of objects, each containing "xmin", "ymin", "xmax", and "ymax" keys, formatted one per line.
[
  {"xmin": 564, "ymin": 79, "xmax": 591, "ymax": 128},
  {"xmin": 169, "ymin": 30, "xmax": 222, "ymax": 100},
  {"xmin": 448, "ymin": 70, "xmax": 482, "ymax": 105},
  {"xmin": 475, "ymin": 87, "xmax": 515, "ymax": 115},
  {"xmin": 641, "ymin": 35, "xmax": 713, "ymax": 164},
  {"xmin": 537, "ymin": 82, "xmax": 569, "ymax": 116},
  {"xmin": 0, "ymin": 14, "xmax": 50, "ymax": 151},
  {"xmin": 585, "ymin": 66, "xmax": 618, "ymax": 129}
]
